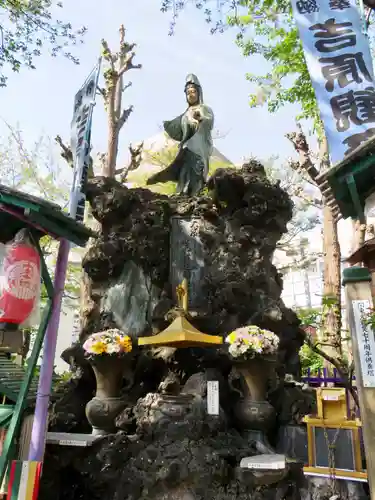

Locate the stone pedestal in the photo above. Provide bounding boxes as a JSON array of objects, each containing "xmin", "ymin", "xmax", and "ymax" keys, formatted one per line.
[
  {"xmin": 233, "ymin": 358, "xmax": 276, "ymax": 448},
  {"xmin": 239, "ymin": 454, "xmax": 287, "ymax": 487}
]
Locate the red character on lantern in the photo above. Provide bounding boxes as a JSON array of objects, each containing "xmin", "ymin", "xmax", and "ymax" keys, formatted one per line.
[{"xmin": 0, "ymin": 229, "xmax": 41, "ymax": 331}]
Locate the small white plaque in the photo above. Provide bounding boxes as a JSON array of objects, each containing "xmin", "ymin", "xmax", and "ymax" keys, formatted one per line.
[
  {"xmin": 207, "ymin": 380, "xmax": 219, "ymax": 415},
  {"xmin": 58, "ymin": 439, "xmax": 87, "ymax": 447},
  {"xmin": 352, "ymin": 300, "xmax": 375, "ymax": 388},
  {"xmin": 240, "ymin": 454, "xmax": 286, "ymax": 470},
  {"xmin": 323, "ymin": 395, "xmax": 339, "ymax": 401}
]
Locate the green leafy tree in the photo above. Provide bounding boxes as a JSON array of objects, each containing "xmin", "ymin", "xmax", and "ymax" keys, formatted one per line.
[
  {"xmin": 161, "ymin": 1, "xmax": 319, "ymax": 125},
  {"xmin": 299, "ymin": 343, "xmax": 323, "ymax": 374},
  {"xmin": 0, "ymin": 0, "xmax": 86, "ymax": 86},
  {"xmin": 297, "ymin": 305, "xmax": 357, "ymax": 406}
]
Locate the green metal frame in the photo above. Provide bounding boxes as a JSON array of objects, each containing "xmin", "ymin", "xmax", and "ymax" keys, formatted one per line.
[
  {"xmin": 0, "ymin": 236, "xmax": 54, "ymax": 486},
  {"xmin": 0, "ymin": 406, "xmax": 16, "ymax": 429}
]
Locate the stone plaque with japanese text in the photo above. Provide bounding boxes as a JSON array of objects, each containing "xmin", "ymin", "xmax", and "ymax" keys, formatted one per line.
[{"xmin": 170, "ymin": 216, "xmax": 205, "ymax": 309}]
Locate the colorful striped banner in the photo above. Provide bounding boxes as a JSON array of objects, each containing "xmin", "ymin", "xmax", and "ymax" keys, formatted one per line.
[{"xmin": 7, "ymin": 461, "xmax": 42, "ymax": 500}]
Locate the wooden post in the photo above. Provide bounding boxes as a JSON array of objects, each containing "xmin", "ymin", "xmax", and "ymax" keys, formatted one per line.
[{"xmin": 343, "ymin": 266, "xmax": 375, "ymax": 497}]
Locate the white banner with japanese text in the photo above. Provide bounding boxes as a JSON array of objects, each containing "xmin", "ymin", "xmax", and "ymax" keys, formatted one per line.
[
  {"xmin": 70, "ymin": 60, "xmax": 101, "ymax": 223},
  {"xmin": 352, "ymin": 299, "xmax": 375, "ymax": 387},
  {"xmin": 291, "ymin": 0, "xmax": 375, "ymax": 164}
]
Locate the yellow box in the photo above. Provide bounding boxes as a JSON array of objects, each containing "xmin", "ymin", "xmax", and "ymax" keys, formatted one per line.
[{"xmin": 316, "ymin": 387, "xmax": 347, "ymax": 421}]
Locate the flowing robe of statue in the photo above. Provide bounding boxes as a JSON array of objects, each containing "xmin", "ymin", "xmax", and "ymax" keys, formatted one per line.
[{"xmin": 147, "ymin": 74, "xmax": 214, "ymax": 197}]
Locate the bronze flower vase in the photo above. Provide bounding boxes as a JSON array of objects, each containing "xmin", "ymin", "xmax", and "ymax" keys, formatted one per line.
[
  {"xmin": 234, "ymin": 357, "xmax": 276, "ymax": 446},
  {"xmin": 85, "ymin": 356, "xmax": 127, "ymax": 436}
]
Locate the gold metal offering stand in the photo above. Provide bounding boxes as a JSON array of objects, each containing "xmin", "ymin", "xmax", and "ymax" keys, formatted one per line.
[
  {"xmin": 303, "ymin": 387, "xmax": 367, "ymax": 482},
  {"xmin": 138, "ymin": 279, "xmax": 223, "ymax": 348}
]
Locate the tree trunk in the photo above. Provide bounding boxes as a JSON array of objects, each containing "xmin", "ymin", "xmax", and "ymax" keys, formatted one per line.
[
  {"xmin": 103, "ymin": 25, "xmax": 126, "ymax": 178},
  {"xmin": 322, "ymin": 204, "xmax": 342, "ymax": 364},
  {"xmin": 319, "ymin": 136, "xmax": 342, "ymax": 369},
  {"xmin": 105, "ymin": 119, "xmax": 118, "ymax": 178},
  {"xmin": 80, "ymin": 203, "xmax": 99, "ymax": 336}
]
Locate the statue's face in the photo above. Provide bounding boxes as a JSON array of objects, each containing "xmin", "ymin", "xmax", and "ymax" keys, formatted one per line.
[{"xmin": 186, "ymin": 85, "xmax": 199, "ymax": 105}]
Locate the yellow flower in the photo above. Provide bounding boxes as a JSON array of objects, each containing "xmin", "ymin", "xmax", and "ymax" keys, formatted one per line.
[
  {"xmin": 116, "ymin": 335, "xmax": 132, "ymax": 353},
  {"xmin": 90, "ymin": 341, "xmax": 107, "ymax": 355},
  {"xmin": 228, "ymin": 332, "xmax": 237, "ymax": 344}
]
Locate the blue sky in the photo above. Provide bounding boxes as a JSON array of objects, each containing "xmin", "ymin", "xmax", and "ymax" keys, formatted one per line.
[{"xmin": 0, "ymin": 0, "xmax": 301, "ymax": 166}]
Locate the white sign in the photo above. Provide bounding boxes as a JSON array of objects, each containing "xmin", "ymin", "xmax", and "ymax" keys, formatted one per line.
[
  {"xmin": 207, "ymin": 380, "xmax": 219, "ymax": 415},
  {"xmin": 240, "ymin": 455, "xmax": 286, "ymax": 470},
  {"xmin": 323, "ymin": 394, "xmax": 339, "ymax": 401},
  {"xmin": 70, "ymin": 60, "xmax": 101, "ymax": 223},
  {"xmin": 71, "ymin": 312, "xmax": 81, "ymax": 344},
  {"xmin": 352, "ymin": 299, "xmax": 375, "ymax": 387},
  {"xmin": 290, "ymin": 0, "xmax": 375, "ymax": 164},
  {"xmin": 58, "ymin": 439, "xmax": 87, "ymax": 447}
]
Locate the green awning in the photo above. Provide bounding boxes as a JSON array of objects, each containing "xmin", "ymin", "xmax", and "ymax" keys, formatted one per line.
[
  {"xmin": 316, "ymin": 136, "xmax": 375, "ymax": 221},
  {"xmin": 0, "ymin": 184, "xmax": 96, "ymax": 246}
]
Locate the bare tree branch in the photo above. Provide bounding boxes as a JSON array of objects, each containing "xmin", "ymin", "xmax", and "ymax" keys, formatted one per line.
[
  {"xmin": 97, "ymin": 87, "xmax": 107, "ymax": 101},
  {"xmin": 100, "ymin": 25, "xmax": 141, "ymax": 177},
  {"xmin": 120, "ymin": 141, "xmax": 144, "ymax": 183},
  {"xmin": 55, "ymin": 135, "xmax": 73, "ymax": 165},
  {"xmin": 286, "ymin": 124, "xmax": 320, "ymax": 184},
  {"xmin": 122, "ymin": 81, "xmax": 132, "ymax": 93},
  {"xmin": 54, "ymin": 135, "xmax": 94, "ymax": 178},
  {"xmin": 118, "ymin": 52, "xmax": 142, "ymax": 76},
  {"xmin": 117, "ymin": 106, "xmax": 134, "ymax": 131}
]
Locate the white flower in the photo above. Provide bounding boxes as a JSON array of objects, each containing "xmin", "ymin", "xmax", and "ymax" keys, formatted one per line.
[{"xmin": 106, "ymin": 343, "xmax": 121, "ymax": 354}]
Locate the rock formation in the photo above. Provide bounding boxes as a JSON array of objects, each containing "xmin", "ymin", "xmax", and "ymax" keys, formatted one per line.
[
  {"xmin": 81, "ymin": 160, "xmax": 302, "ymax": 372},
  {"xmin": 39, "ymin": 160, "xmax": 315, "ymax": 500}
]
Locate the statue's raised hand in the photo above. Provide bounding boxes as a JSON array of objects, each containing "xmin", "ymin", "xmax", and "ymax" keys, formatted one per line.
[
  {"xmin": 191, "ymin": 118, "xmax": 200, "ymax": 129},
  {"xmin": 193, "ymin": 110, "xmax": 202, "ymax": 121}
]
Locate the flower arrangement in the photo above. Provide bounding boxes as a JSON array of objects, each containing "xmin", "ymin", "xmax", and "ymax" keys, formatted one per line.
[
  {"xmin": 225, "ymin": 325, "xmax": 279, "ymax": 360},
  {"xmin": 83, "ymin": 328, "xmax": 132, "ymax": 360}
]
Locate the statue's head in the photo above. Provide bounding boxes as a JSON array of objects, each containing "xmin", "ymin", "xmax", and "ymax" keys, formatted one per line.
[
  {"xmin": 184, "ymin": 73, "xmax": 203, "ymax": 106},
  {"xmin": 186, "ymin": 84, "xmax": 199, "ymax": 106}
]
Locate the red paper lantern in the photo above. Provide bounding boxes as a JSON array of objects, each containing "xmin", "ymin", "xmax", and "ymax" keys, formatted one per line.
[{"xmin": 0, "ymin": 240, "xmax": 41, "ymax": 327}]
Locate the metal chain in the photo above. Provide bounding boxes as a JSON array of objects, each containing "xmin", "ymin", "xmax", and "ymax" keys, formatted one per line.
[{"xmin": 323, "ymin": 425, "xmax": 342, "ymax": 498}]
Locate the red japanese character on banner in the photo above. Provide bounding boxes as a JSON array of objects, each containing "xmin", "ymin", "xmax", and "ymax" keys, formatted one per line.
[{"xmin": 0, "ymin": 229, "xmax": 41, "ymax": 330}]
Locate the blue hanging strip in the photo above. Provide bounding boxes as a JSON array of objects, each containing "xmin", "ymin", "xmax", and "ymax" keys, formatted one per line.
[{"xmin": 358, "ymin": 0, "xmax": 368, "ymax": 35}]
